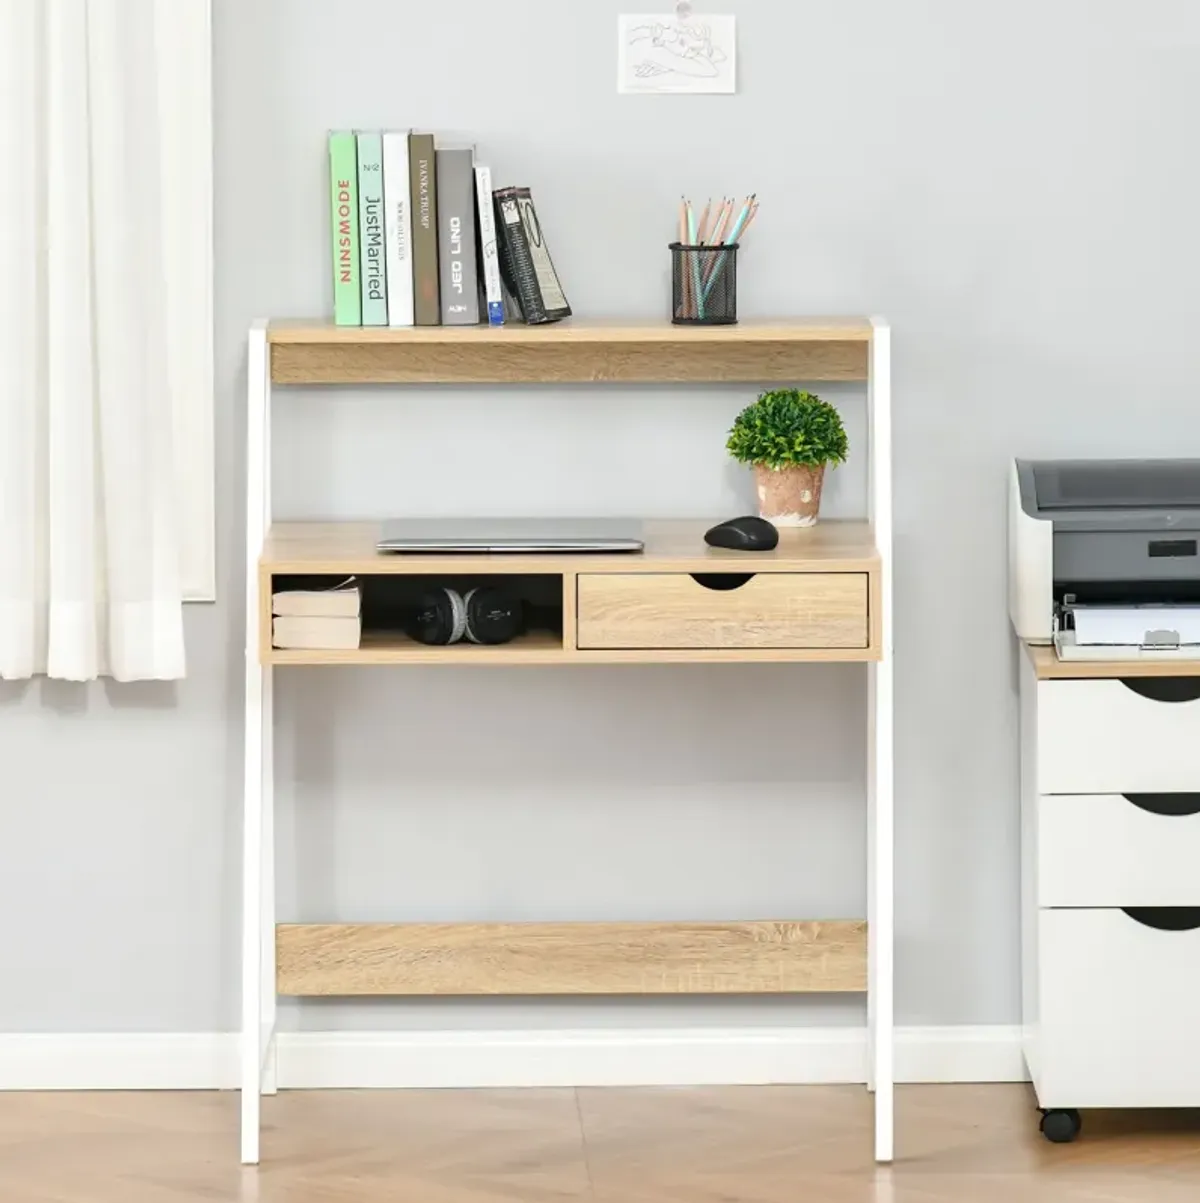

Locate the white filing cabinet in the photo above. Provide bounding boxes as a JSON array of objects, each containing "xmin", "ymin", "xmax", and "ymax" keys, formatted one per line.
[{"xmin": 1020, "ymin": 643, "xmax": 1200, "ymax": 1143}]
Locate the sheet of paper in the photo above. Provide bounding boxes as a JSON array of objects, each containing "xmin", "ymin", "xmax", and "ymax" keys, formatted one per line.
[
  {"xmin": 618, "ymin": 14, "xmax": 736, "ymax": 94},
  {"xmin": 1071, "ymin": 606, "xmax": 1200, "ymax": 646}
]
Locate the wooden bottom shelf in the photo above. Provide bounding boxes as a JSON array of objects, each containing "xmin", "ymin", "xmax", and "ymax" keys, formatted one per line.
[{"xmin": 275, "ymin": 920, "xmax": 867, "ymax": 996}]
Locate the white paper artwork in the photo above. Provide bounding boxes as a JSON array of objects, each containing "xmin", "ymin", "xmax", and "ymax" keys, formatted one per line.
[{"xmin": 618, "ymin": 14, "xmax": 736, "ymax": 94}]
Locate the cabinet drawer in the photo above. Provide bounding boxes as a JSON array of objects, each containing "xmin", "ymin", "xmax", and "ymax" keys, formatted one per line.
[
  {"xmin": 1037, "ymin": 678, "xmax": 1200, "ymax": 794},
  {"xmin": 1038, "ymin": 793, "xmax": 1200, "ymax": 907},
  {"xmin": 1036, "ymin": 908, "xmax": 1200, "ymax": 1108},
  {"xmin": 575, "ymin": 573, "xmax": 868, "ymax": 650}
]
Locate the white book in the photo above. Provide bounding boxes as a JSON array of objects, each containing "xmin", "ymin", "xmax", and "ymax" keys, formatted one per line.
[
  {"xmin": 382, "ymin": 130, "xmax": 414, "ymax": 327},
  {"xmin": 474, "ymin": 164, "xmax": 504, "ymax": 326},
  {"xmin": 272, "ymin": 615, "xmax": 362, "ymax": 650},
  {"xmin": 271, "ymin": 576, "xmax": 360, "ymax": 618}
]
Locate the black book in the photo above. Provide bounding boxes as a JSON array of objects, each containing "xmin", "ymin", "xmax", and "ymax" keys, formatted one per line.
[{"xmin": 492, "ymin": 186, "xmax": 571, "ymax": 324}]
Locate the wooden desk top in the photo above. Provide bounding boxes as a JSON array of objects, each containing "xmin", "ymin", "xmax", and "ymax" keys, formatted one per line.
[
  {"xmin": 260, "ymin": 519, "xmax": 880, "ymax": 577},
  {"xmin": 1024, "ymin": 642, "xmax": 1200, "ymax": 679}
]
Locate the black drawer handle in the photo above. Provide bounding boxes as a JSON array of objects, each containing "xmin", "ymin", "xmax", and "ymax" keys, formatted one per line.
[
  {"xmin": 1124, "ymin": 794, "xmax": 1200, "ymax": 817},
  {"xmin": 1120, "ymin": 678, "xmax": 1200, "ymax": 703},
  {"xmin": 1122, "ymin": 907, "xmax": 1200, "ymax": 931},
  {"xmin": 689, "ymin": 573, "xmax": 755, "ymax": 591}
]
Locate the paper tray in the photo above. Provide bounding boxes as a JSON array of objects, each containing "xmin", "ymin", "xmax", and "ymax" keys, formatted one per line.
[
  {"xmin": 1056, "ymin": 605, "xmax": 1200, "ymax": 661},
  {"xmin": 1058, "ymin": 630, "xmax": 1200, "ymax": 668},
  {"xmin": 1055, "ymin": 633, "xmax": 1200, "ymax": 662}
]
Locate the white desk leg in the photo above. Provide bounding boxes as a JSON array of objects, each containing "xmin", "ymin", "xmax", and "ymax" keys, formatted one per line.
[
  {"xmin": 242, "ymin": 322, "xmax": 272, "ymax": 1164},
  {"xmin": 260, "ymin": 663, "xmax": 277, "ymax": 1097},
  {"xmin": 868, "ymin": 318, "xmax": 894, "ymax": 1163}
]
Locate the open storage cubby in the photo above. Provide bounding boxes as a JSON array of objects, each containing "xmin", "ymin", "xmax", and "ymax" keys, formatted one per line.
[{"xmin": 266, "ymin": 572, "xmax": 566, "ymax": 664}]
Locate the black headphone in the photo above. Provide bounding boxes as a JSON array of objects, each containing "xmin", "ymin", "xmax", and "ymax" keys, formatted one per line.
[{"xmin": 407, "ymin": 585, "xmax": 524, "ymax": 646}]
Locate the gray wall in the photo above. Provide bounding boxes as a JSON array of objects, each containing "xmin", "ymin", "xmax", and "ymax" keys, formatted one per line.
[{"xmin": 3, "ymin": 0, "xmax": 1198, "ymax": 1035}]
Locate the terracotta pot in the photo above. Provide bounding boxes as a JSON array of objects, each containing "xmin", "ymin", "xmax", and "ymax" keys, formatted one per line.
[{"xmin": 753, "ymin": 463, "xmax": 826, "ymax": 528}]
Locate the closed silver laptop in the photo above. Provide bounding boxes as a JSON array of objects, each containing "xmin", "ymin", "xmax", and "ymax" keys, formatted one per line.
[{"xmin": 376, "ymin": 517, "xmax": 644, "ymax": 553}]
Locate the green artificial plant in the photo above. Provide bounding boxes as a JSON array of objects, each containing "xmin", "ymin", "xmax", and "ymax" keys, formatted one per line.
[{"xmin": 726, "ymin": 389, "xmax": 849, "ymax": 470}]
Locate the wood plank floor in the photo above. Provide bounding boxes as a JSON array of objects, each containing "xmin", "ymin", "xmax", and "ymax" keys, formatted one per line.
[{"xmin": 2, "ymin": 1085, "xmax": 1200, "ymax": 1201}]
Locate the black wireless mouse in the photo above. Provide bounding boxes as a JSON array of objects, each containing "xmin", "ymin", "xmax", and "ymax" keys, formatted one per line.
[{"xmin": 704, "ymin": 515, "xmax": 779, "ymax": 551}]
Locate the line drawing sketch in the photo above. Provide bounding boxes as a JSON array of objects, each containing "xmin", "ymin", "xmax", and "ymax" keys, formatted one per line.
[{"xmin": 618, "ymin": 14, "xmax": 737, "ymax": 94}]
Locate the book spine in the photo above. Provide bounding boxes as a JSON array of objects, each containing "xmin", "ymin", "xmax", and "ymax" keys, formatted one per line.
[
  {"xmin": 408, "ymin": 133, "xmax": 440, "ymax": 325},
  {"xmin": 328, "ymin": 132, "xmax": 361, "ymax": 326},
  {"xmin": 474, "ymin": 165, "xmax": 504, "ymax": 326},
  {"xmin": 517, "ymin": 189, "xmax": 570, "ymax": 320},
  {"xmin": 494, "ymin": 187, "xmax": 546, "ymax": 323},
  {"xmin": 436, "ymin": 148, "xmax": 481, "ymax": 325},
  {"xmin": 356, "ymin": 132, "xmax": 387, "ymax": 326},
  {"xmin": 382, "ymin": 131, "xmax": 414, "ymax": 327}
]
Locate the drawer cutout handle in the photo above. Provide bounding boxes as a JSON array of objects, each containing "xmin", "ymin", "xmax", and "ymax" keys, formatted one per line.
[
  {"xmin": 1122, "ymin": 907, "xmax": 1200, "ymax": 932},
  {"xmin": 689, "ymin": 573, "xmax": 755, "ymax": 591},
  {"xmin": 1124, "ymin": 793, "xmax": 1200, "ymax": 817},
  {"xmin": 1120, "ymin": 678, "xmax": 1200, "ymax": 703}
]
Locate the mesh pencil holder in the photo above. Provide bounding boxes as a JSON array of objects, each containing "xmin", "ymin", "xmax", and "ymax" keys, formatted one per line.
[{"xmin": 670, "ymin": 242, "xmax": 739, "ymax": 325}]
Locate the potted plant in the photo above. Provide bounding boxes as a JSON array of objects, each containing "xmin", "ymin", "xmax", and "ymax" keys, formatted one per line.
[{"xmin": 726, "ymin": 389, "xmax": 848, "ymax": 527}]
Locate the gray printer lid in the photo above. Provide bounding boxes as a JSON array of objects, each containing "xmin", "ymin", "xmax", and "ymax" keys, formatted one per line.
[{"xmin": 1017, "ymin": 458, "xmax": 1200, "ymax": 531}]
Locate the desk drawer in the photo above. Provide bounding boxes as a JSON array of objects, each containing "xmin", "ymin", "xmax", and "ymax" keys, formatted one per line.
[
  {"xmin": 1037, "ymin": 678, "xmax": 1200, "ymax": 794},
  {"xmin": 1038, "ymin": 793, "xmax": 1200, "ymax": 907},
  {"xmin": 1037, "ymin": 907, "xmax": 1200, "ymax": 1108},
  {"xmin": 575, "ymin": 573, "xmax": 868, "ymax": 650}
]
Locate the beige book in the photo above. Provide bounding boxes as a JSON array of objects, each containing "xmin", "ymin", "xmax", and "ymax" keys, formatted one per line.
[
  {"xmin": 272, "ymin": 577, "xmax": 360, "ymax": 618},
  {"xmin": 272, "ymin": 615, "xmax": 362, "ymax": 650}
]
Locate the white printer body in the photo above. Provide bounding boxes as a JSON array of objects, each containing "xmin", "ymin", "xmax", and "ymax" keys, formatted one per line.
[{"xmin": 1009, "ymin": 458, "xmax": 1200, "ymax": 660}]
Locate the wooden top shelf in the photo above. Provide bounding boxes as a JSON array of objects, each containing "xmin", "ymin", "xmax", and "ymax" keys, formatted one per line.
[
  {"xmin": 265, "ymin": 318, "xmax": 875, "ymax": 385},
  {"xmin": 267, "ymin": 318, "xmax": 874, "ymax": 345},
  {"xmin": 260, "ymin": 519, "xmax": 880, "ymax": 576}
]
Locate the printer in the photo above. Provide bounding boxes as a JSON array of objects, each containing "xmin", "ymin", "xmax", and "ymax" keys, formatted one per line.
[{"xmin": 1009, "ymin": 458, "xmax": 1200, "ymax": 661}]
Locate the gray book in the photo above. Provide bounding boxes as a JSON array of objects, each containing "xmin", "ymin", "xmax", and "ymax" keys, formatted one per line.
[{"xmin": 435, "ymin": 147, "xmax": 481, "ymax": 325}]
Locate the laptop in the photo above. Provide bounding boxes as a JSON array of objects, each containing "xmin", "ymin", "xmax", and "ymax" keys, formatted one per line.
[{"xmin": 376, "ymin": 517, "xmax": 645, "ymax": 553}]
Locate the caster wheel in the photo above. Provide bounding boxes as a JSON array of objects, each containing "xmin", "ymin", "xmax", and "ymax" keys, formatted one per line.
[{"xmin": 1040, "ymin": 1109, "xmax": 1082, "ymax": 1144}]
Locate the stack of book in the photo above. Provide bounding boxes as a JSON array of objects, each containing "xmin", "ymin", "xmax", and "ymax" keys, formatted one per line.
[
  {"xmin": 329, "ymin": 130, "xmax": 571, "ymax": 329},
  {"xmin": 272, "ymin": 577, "xmax": 362, "ymax": 650}
]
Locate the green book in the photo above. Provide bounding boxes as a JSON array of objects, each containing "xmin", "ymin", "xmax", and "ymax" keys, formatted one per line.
[
  {"xmin": 355, "ymin": 132, "xmax": 387, "ymax": 326},
  {"xmin": 328, "ymin": 132, "xmax": 361, "ymax": 326}
]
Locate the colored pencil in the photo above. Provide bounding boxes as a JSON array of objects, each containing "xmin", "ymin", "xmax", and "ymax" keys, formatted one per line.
[
  {"xmin": 685, "ymin": 200, "xmax": 704, "ymax": 318},
  {"xmin": 678, "ymin": 198, "xmax": 694, "ymax": 319},
  {"xmin": 702, "ymin": 193, "xmax": 755, "ymax": 304},
  {"xmin": 674, "ymin": 193, "xmax": 760, "ymax": 317}
]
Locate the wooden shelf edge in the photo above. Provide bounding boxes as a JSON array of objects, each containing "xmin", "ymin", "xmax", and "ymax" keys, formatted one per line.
[
  {"xmin": 264, "ymin": 319, "xmax": 874, "ymax": 385},
  {"xmin": 265, "ymin": 645, "xmax": 882, "ymax": 667},
  {"xmin": 1024, "ymin": 641, "xmax": 1200, "ymax": 679},
  {"xmin": 266, "ymin": 317, "xmax": 875, "ymax": 345},
  {"xmin": 276, "ymin": 920, "xmax": 868, "ymax": 996}
]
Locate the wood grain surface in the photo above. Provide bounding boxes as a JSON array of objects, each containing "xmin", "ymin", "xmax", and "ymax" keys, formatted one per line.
[
  {"xmin": 576, "ymin": 572, "xmax": 868, "ymax": 650},
  {"xmin": 260, "ymin": 520, "xmax": 881, "ymax": 576},
  {"xmin": 1024, "ymin": 641, "xmax": 1200, "ymax": 679},
  {"xmin": 266, "ymin": 319, "xmax": 872, "ymax": 384},
  {"xmin": 275, "ymin": 920, "xmax": 868, "ymax": 996},
  {"xmin": 6, "ymin": 1084, "xmax": 1199, "ymax": 1198}
]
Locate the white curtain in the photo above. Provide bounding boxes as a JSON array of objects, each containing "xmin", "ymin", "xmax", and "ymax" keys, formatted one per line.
[{"xmin": 0, "ymin": 0, "xmax": 203, "ymax": 681}]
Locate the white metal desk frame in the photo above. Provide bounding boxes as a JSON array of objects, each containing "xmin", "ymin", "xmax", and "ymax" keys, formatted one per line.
[{"xmin": 240, "ymin": 318, "xmax": 894, "ymax": 1164}]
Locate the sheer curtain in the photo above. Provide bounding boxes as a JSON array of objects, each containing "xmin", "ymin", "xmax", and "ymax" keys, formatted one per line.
[{"xmin": 0, "ymin": 0, "xmax": 208, "ymax": 682}]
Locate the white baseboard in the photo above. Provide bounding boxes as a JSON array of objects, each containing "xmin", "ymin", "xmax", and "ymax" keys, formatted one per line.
[
  {"xmin": 0, "ymin": 1033, "xmax": 236, "ymax": 1091},
  {"xmin": 0, "ymin": 1025, "xmax": 1026, "ymax": 1092}
]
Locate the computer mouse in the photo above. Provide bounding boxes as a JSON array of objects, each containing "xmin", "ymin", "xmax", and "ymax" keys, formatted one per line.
[{"xmin": 704, "ymin": 515, "xmax": 779, "ymax": 551}]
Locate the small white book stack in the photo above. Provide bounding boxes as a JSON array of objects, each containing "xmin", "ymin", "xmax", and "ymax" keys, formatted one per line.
[{"xmin": 271, "ymin": 577, "xmax": 362, "ymax": 649}]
